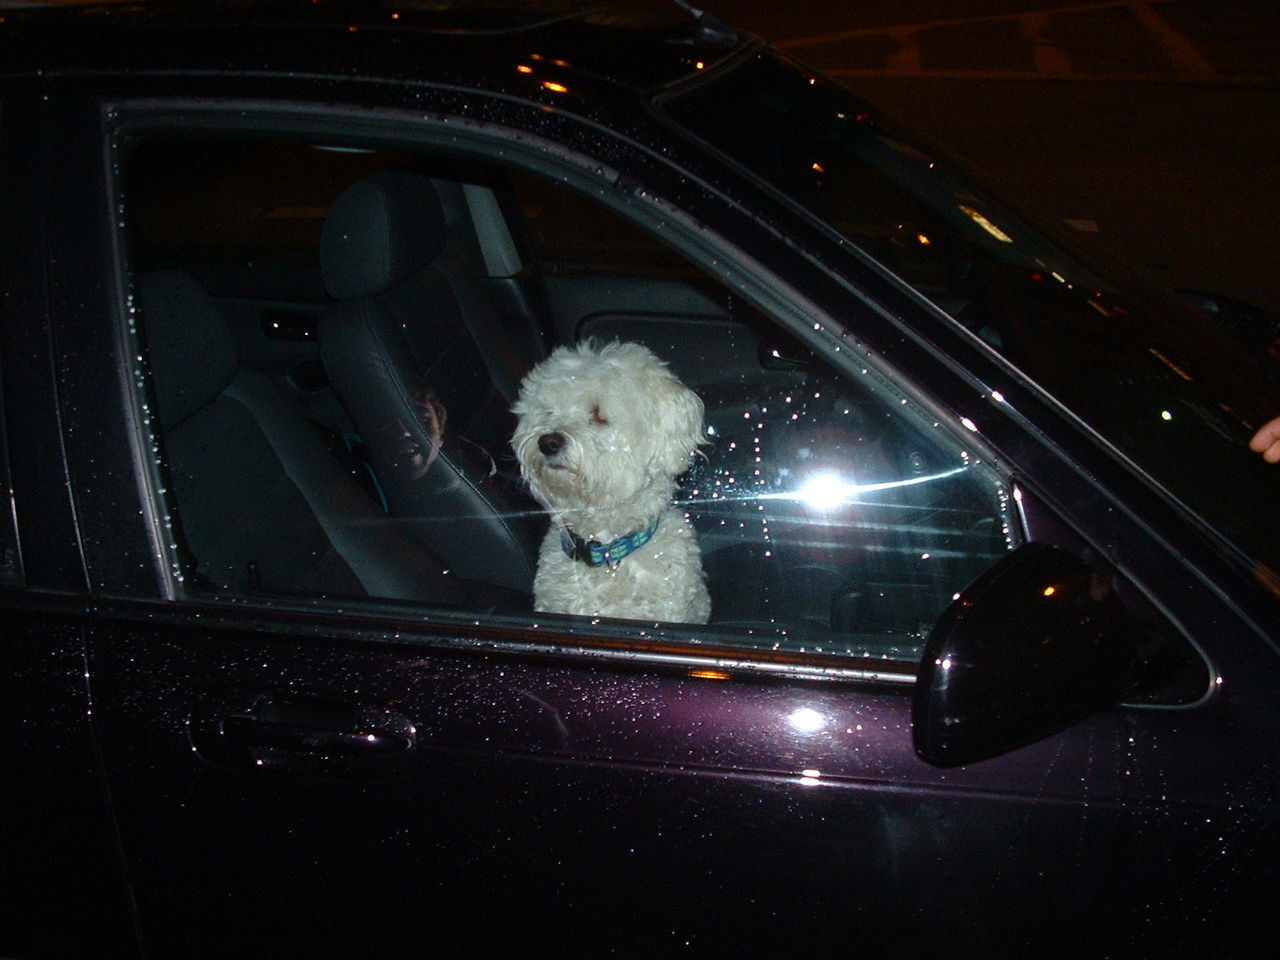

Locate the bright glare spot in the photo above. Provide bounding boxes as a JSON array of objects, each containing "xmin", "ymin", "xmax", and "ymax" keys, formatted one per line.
[
  {"xmin": 796, "ymin": 472, "xmax": 848, "ymax": 510},
  {"xmin": 1043, "ymin": 585, "xmax": 1056, "ymax": 597},
  {"xmin": 541, "ymin": 80, "xmax": 568, "ymax": 93},
  {"xmin": 689, "ymin": 669, "xmax": 731, "ymax": 681},
  {"xmin": 516, "ymin": 64, "xmax": 533, "ymax": 74},
  {"xmin": 789, "ymin": 707, "xmax": 825, "ymax": 733},
  {"xmin": 958, "ymin": 204, "xmax": 1013, "ymax": 243},
  {"xmin": 961, "ymin": 417, "xmax": 978, "ymax": 432},
  {"xmin": 1161, "ymin": 410, "xmax": 1173, "ymax": 421},
  {"xmin": 764, "ymin": 465, "xmax": 969, "ymax": 510},
  {"xmin": 801, "ymin": 768, "xmax": 821, "ymax": 778},
  {"xmin": 991, "ymin": 390, "xmax": 1004, "ymax": 403}
]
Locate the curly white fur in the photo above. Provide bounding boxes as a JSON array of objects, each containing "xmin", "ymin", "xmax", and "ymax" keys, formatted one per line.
[{"xmin": 512, "ymin": 340, "xmax": 711, "ymax": 624}]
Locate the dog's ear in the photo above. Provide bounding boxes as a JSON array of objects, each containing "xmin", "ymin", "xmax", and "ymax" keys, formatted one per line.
[{"xmin": 652, "ymin": 374, "xmax": 707, "ymax": 477}]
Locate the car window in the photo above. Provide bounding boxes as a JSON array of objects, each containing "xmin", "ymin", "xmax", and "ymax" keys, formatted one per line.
[
  {"xmin": 507, "ymin": 167, "xmax": 693, "ymax": 280},
  {"xmin": 117, "ymin": 129, "xmax": 1016, "ymax": 662},
  {"xmin": 666, "ymin": 50, "xmax": 1280, "ymax": 579}
]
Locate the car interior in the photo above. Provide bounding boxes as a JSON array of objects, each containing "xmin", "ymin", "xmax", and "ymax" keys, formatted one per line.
[{"xmin": 124, "ymin": 134, "xmax": 1014, "ymax": 658}]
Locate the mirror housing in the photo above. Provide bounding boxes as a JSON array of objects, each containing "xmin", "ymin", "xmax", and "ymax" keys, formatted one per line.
[{"xmin": 913, "ymin": 543, "xmax": 1140, "ymax": 767}]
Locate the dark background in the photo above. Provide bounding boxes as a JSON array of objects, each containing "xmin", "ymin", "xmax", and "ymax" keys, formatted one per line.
[
  {"xmin": 8, "ymin": 0, "xmax": 1276, "ymax": 313},
  {"xmin": 710, "ymin": 0, "xmax": 1280, "ymax": 314}
]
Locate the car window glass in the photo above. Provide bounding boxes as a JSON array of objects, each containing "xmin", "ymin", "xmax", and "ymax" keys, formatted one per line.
[
  {"xmin": 666, "ymin": 51, "xmax": 1280, "ymax": 578},
  {"xmin": 508, "ymin": 167, "xmax": 692, "ymax": 279},
  {"xmin": 118, "ymin": 131, "xmax": 1016, "ymax": 662}
]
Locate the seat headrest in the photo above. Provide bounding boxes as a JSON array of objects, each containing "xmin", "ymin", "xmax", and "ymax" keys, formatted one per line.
[
  {"xmin": 320, "ymin": 171, "xmax": 449, "ymax": 300},
  {"xmin": 140, "ymin": 270, "xmax": 239, "ymax": 429}
]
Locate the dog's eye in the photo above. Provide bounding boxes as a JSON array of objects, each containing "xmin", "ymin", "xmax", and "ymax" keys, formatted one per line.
[{"xmin": 591, "ymin": 405, "xmax": 608, "ymax": 425}]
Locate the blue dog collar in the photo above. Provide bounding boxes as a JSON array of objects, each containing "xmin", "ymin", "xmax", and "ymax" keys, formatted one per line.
[{"xmin": 561, "ymin": 516, "xmax": 660, "ymax": 568}]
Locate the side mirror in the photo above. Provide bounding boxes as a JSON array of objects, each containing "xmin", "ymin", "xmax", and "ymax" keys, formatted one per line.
[{"xmin": 913, "ymin": 543, "xmax": 1140, "ymax": 767}]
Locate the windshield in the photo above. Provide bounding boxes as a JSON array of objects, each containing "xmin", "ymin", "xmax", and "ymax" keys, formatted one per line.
[{"xmin": 665, "ymin": 49, "xmax": 1280, "ymax": 579}]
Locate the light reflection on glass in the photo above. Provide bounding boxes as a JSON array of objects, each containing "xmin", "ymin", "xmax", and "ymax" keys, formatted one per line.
[
  {"xmin": 760, "ymin": 465, "xmax": 970, "ymax": 512},
  {"xmin": 958, "ymin": 204, "xmax": 1013, "ymax": 243},
  {"xmin": 793, "ymin": 471, "xmax": 847, "ymax": 510}
]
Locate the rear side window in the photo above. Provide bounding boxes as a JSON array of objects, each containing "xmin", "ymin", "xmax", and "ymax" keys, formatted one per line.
[{"xmin": 116, "ymin": 128, "xmax": 1016, "ymax": 663}]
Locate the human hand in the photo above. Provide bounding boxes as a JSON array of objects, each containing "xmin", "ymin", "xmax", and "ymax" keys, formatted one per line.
[{"xmin": 1249, "ymin": 416, "xmax": 1280, "ymax": 463}]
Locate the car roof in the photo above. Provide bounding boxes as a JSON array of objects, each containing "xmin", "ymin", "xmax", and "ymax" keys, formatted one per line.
[{"xmin": 0, "ymin": 0, "xmax": 748, "ymax": 93}]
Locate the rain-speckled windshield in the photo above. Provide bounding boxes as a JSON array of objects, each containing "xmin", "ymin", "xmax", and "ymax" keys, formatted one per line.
[{"xmin": 665, "ymin": 49, "xmax": 1279, "ymax": 578}]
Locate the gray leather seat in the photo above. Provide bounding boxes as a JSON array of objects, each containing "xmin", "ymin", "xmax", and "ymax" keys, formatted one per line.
[
  {"xmin": 318, "ymin": 171, "xmax": 543, "ymax": 595},
  {"xmin": 141, "ymin": 269, "xmax": 479, "ymax": 603}
]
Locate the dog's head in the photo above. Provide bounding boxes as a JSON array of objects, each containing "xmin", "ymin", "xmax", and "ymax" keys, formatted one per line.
[{"xmin": 512, "ymin": 340, "xmax": 705, "ymax": 515}]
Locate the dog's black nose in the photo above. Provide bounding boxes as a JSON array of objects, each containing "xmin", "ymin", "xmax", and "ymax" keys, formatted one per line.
[{"xmin": 538, "ymin": 432, "xmax": 566, "ymax": 457}]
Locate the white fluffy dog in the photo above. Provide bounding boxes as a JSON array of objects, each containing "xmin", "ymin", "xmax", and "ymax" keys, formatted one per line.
[{"xmin": 512, "ymin": 340, "xmax": 711, "ymax": 624}]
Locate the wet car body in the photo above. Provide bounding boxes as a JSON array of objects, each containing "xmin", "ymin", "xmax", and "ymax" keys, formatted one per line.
[{"xmin": 2, "ymin": 2, "xmax": 1279, "ymax": 958}]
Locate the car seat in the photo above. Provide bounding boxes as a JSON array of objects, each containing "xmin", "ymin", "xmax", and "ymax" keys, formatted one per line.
[
  {"xmin": 140, "ymin": 268, "xmax": 486, "ymax": 604},
  {"xmin": 317, "ymin": 171, "xmax": 543, "ymax": 595}
]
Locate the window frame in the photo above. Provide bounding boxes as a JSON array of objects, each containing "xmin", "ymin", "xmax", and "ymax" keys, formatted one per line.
[{"xmin": 103, "ymin": 97, "xmax": 1021, "ymax": 684}]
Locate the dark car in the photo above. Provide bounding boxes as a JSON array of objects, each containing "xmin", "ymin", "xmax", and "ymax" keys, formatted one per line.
[{"xmin": 3, "ymin": 1, "xmax": 1278, "ymax": 957}]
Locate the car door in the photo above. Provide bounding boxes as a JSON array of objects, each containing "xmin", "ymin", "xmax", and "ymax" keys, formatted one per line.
[
  {"xmin": 41, "ymin": 81, "xmax": 1280, "ymax": 960},
  {"xmin": 0, "ymin": 90, "xmax": 140, "ymax": 958}
]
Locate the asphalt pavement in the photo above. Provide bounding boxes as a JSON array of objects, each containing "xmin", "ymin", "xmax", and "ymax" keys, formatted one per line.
[{"xmin": 711, "ymin": 0, "xmax": 1280, "ymax": 315}]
